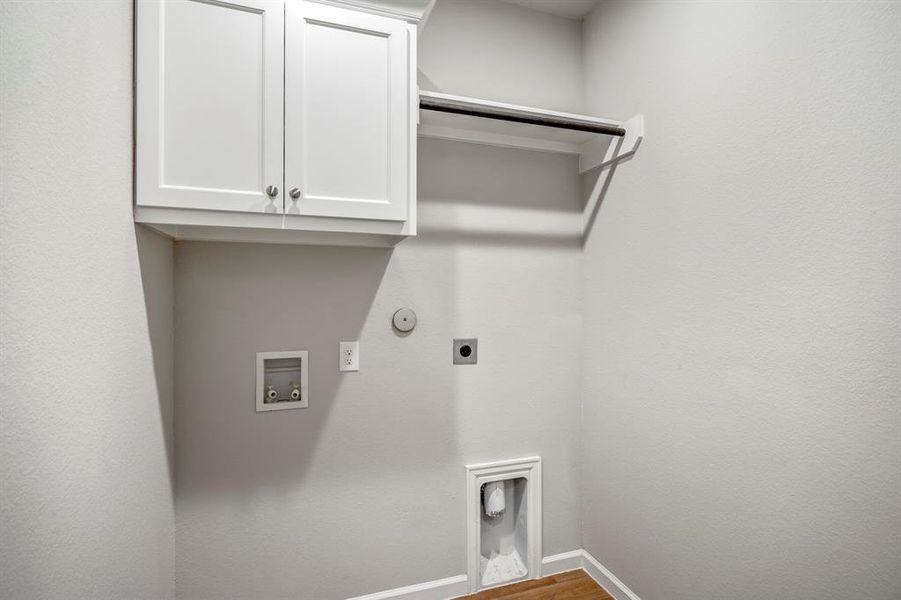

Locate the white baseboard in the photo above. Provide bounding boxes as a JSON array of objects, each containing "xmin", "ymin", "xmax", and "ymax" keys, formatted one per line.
[
  {"xmin": 346, "ymin": 574, "xmax": 468, "ymax": 600},
  {"xmin": 541, "ymin": 549, "xmax": 585, "ymax": 576},
  {"xmin": 346, "ymin": 549, "xmax": 639, "ymax": 600},
  {"xmin": 542, "ymin": 549, "xmax": 640, "ymax": 600},
  {"xmin": 579, "ymin": 550, "xmax": 641, "ymax": 600}
]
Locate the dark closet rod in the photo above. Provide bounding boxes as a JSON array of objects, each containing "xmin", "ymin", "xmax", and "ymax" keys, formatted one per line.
[{"xmin": 419, "ymin": 96, "xmax": 626, "ymax": 137}]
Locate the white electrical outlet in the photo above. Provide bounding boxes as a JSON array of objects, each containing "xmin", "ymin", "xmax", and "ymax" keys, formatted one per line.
[{"xmin": 339, "ymin": 341, "xmax": 359, "ymax": 372}]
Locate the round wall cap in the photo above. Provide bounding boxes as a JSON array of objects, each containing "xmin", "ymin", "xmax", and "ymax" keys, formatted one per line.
[{"xmin": 392, "ymin": 308, "xmax": 417, "ymax": 333}]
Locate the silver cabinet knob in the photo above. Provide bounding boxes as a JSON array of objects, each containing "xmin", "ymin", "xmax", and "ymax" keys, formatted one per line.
[
  {"xmin": 289, "ymin": 187, "xmax": 302, "ymax": 200},
  {"xmin": 265, "ymin": 185, "xmax": 279, "ymax": 199}
]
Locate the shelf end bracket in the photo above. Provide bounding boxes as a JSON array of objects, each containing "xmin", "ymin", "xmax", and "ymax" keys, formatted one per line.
[{"xmin": 578, "ymin": 114, "xmax": 644, "ymax": 174}]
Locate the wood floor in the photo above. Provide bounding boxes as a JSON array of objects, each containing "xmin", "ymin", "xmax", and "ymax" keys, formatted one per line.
[{"xmin": 458, "ymin": 570, "xmax": 614, "ymax": 600}]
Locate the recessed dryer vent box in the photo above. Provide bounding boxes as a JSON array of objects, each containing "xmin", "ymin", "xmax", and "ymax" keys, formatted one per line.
[
  {"xmin": 466, "ymin": 457, "xmax": 541, "ymax": 593},
  {"xmin": 256, "ymin": 351, "xmax": 309, "ymax": 412}
]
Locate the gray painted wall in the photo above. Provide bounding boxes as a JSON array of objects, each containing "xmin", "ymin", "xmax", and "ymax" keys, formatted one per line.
[
  {"xmin": 173, "ymin": 4, "xmax": 587, "ymax": 596},
  {"xmin": 174, "ymin": 140, "xmax": 584, "ymax": 599},
  {"xmin": 418, "ymin": 0, "xmax": 583, "ymax": 112},
  {"xmin": 579, "ymin": 2, "xmax": 901, "ymax": 599},
  {"xmin": 0, "ymin": 3, "xmax": 175, "ymax": 598},
  {"xmin": 4, "ymin": 2, "xmax": 898, "ymax": 599}
]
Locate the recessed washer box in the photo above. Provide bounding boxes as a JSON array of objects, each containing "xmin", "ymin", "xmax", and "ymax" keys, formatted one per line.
[{"xmin": 256, "ymin": 350, "xmax": 309, "ymax": 412}]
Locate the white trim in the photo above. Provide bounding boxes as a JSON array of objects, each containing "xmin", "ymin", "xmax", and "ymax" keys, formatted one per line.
[
  {"xmin": 134, "ymin": 205, "xmax": 414, "ymax": 246},
  {"xmin": 135, "ymin": 204, "xmax": 413, "ymax": 234},
  {"xmin": 540, "ymin": 550, "xmax": 584, "ymax": 576},
  {"xmin": 345, "ymin": 574, "xmax": 468, "ymax": 600},
  {"xmin": 419, "ymin": 91, "xmax": 622, "ymax": 128},
  {"xmin": 305, "ymin": 0, "xmax": 427, "ymax": 23},
  {"xmin": 418, "ymin": 123, "xmax": 583, "ymax": 155},
  {"xmin": 580, "ymin": 550, "xmax": 642, "ymax": 600},
  {"xmin": 345, "ymin": 549, "xmax": 641, "ymax": 600},
  {"xmin": 138, "ymin": 221, "xmax": 407, "ymax": 247},
  {"xmin": 416, "ymin": 0, "xmax": 437, "ymax": 34},
  {"xmin": 405, "ymin": 23, "xmax": 418, "ymax": 234}
]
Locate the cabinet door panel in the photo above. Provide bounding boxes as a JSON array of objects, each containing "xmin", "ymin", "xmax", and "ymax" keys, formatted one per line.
[
  {"xmin": 286, "ymin": 1, "xmax": 410, "ymax": 221},
  {"xmin": 137, "ymin": 0, "xmax": 284, "ymax": 213}
]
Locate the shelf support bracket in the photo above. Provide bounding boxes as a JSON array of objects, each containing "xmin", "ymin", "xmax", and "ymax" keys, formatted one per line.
[
  {"xmin": 581, "ymin": 114, "xmax": 644, "ymax": 239},
  {"xmin": 578, "ymin": 114, "xmax": 643, "ymax": 174}
]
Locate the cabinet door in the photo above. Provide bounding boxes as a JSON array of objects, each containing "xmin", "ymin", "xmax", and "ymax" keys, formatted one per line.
[
  {"xmin": 285, "ymin": 1, "xmax": 412, "ymax": 221},
  {"xmin": 136, "ymin": 0, "xmax": 284, "ymax": 213}
]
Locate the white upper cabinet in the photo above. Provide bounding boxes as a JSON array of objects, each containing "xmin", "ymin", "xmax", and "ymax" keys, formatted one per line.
[
  {"xmin": 285, "ymin": 2, "xmax": 413, "ymax": 222},
  {"xmin": 136, "ymin": 0, "xmax": 284, "ymax": 213},
  {"xmin": 135, "ymin": 0, "xmax": 417, "ymax": 246}
]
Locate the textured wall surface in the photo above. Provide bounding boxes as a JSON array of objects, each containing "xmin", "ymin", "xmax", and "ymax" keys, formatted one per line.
[
  {"xmin": 418, "ymin": 0, "xmax": 583, "ymax": 112},
  {"xmin": 174, "ymin": 139, "xmax": 583, "ymax": 599},
  {"xmin": 6, "ymin": 2, "xmax": 898, "ymax": 599},
  {"xmin": 173, "ymin": 4, "xmax": 586, "ymax": 596},
  {"xmin": 579, "ymin": 2, "xmax": 901, "ymax": 599},
  {"xmin": 0, "ymin": 3, "xmax": 175, "ymax": 599}
]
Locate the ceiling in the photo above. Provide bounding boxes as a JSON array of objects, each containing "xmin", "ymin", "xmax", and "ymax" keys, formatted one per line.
[{"xmin": 499, "ymin": 0, "xmax": 600, "ymax": 20}]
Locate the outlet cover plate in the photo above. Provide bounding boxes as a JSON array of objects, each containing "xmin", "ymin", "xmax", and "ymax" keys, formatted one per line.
[
  {"xmin": 453, "ymin": 338, "xmax": 478, "ymax": 365},
  {"xmin": 339, "ymin": 341, "xmax": 359, "ymax": 372}
]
